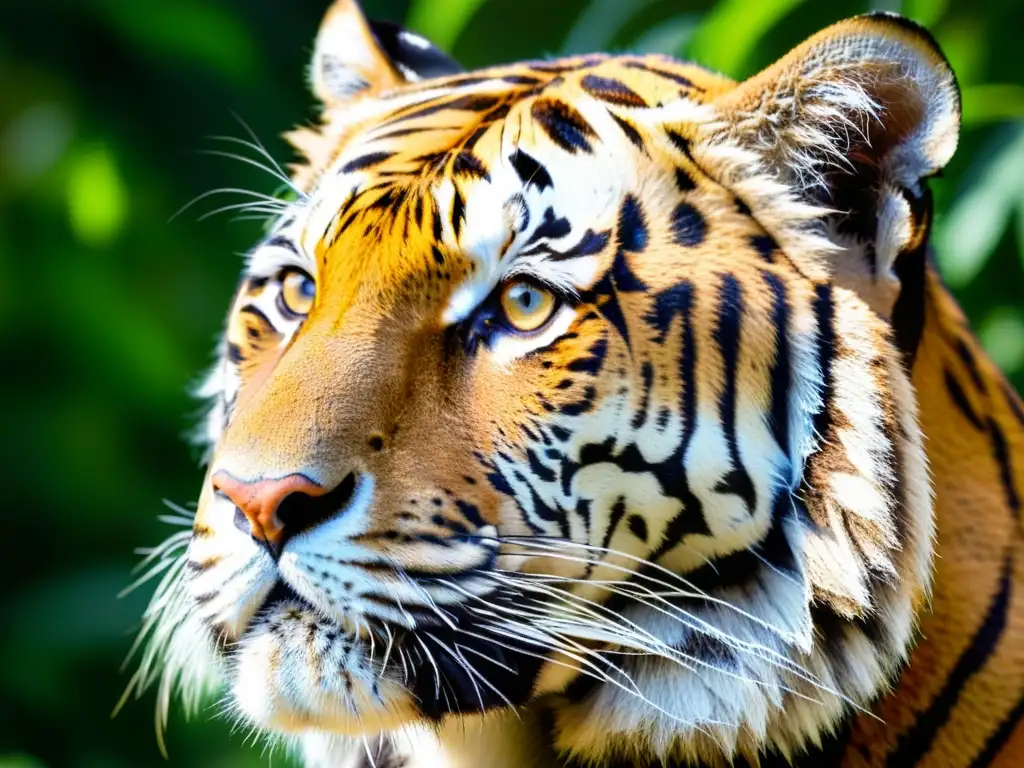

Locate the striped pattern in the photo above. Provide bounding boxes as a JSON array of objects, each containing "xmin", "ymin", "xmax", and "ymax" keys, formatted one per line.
[{"xmin": 132, "ymin": 4, "xmax": 1024, "ymax": 767}]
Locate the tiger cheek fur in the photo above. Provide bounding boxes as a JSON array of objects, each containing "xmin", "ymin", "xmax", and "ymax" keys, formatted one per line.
[{"xmin": 129, "ymin": 2, "xmax": 1024, "ymax": 767}]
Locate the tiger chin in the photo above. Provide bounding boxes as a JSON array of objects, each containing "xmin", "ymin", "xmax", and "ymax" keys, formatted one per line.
[{"xmin": 127, "ymin": 1, "xmax": 1024, "ymax": 767}]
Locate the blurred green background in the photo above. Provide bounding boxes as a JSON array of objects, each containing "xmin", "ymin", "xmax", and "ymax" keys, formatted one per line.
[{"xmin": 1, "ymin": 0, "xmax": 1021, "ymax": 766}]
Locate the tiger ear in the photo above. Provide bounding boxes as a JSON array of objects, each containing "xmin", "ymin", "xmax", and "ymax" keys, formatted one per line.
[
  {"xmin": 706, "ymin": 12, "xmax": 960, "ymax": 318},
  {"xmin": 310, "ymin": 0, "xmax": 463, "ymax": 105}
]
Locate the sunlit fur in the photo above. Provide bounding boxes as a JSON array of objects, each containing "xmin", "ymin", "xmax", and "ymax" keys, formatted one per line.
[{"xmin": 127, "ymin": 3, "xmax": 1024, "ymax": 767}]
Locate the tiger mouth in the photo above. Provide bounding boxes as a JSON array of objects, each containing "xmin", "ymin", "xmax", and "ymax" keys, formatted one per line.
[
  {"xmin": 260, "ymin": 579, "xmax": 307, "ymax": 612},
  {"xmin": 234, "ymin": 573, "xmax": 469, "ymax": 646}
]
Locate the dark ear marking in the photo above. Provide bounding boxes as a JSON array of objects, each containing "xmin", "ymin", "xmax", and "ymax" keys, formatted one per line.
[{"xmin": 368, "ymin": 19, "xmax": 464, "ymax": 81}]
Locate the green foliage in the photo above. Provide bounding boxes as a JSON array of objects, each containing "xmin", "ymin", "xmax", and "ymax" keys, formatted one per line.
[{"xmin": 0, "ymin": 0, "xmax": 1020, "ymax": 766}]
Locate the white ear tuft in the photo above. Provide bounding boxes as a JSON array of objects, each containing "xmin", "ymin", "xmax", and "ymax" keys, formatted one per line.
[
  {"xmin": 712, "ymin": 12, "xmax": 959, "ymax": 194},
  {"xmin": 310, "ymin": 0, "xmax": 401, "ymax": 104},
  {"xmin": 309, "ymin": 0, "xmax": 463, "ymax": 106}
]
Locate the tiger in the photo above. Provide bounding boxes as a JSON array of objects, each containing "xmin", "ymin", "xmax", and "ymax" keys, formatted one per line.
[{"xmin": 126, "ymin": 1, "xmax": 1024, "ymax": 766}]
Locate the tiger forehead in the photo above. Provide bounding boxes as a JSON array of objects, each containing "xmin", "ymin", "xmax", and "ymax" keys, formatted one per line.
[
  {"xmin": 346, "ymin": 55, "xmax": 724, "ymax": 168},
  {"xmin": 297, "ymin": 54, "xmax": 729, "ymax": 305}
]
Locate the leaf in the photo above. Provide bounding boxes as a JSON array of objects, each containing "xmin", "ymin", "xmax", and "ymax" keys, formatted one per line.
[
  {"xmin": 686, "ymin": 0, "xmax": 809, "ymax": 77},
  {"xmin": 405, "ymin": 0, "xmax": 490, "ymax": 52},
  {"xmin": 962, "ymin": 84, "xmax": 1024, "ymax": 127},
  {"xmin": 89, "ymin": 0, "xmax": 258, "ymax": 83},
  {"xmin": 631, "ymin": 15, "xmax": 703, "ymax": 56},
  {"xmin": 903, "ymin": 0, "xmax": 951, "ymax": 27},
  {"xmin": 561, "ymin": 0, "xmax": 658, "ymax": 54},
  {"xmin": 935, "ymin": 123, "xmax": 1024, "ymax": 288},
  {"xmin": 66, "ymin": 145, "xmax": 127, "ymax": 249}
]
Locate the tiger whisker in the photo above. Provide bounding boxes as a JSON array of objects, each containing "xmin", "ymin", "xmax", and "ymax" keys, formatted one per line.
[
  {"xmin": 459, "ymin": 563, "xmax": 842, "ymax": 707},
  {"xmin": 170, "ymin": 186, "xmax": 291, "ymax": 223},
  {"xmin": 467, "ymin": 619, "xmax": 729, "ymax": 733},
  {"xmin": 493, "ymin": 536, "xmax": 810, "ymax": 646},
  {"xmin": 412, "ymin": 632, "xmax": 444, "ymax": 701},
  {"xmin": 423, "ymin": 632, "xmax": 489, "ymax": 714},
  {"xmin": 485, "ymin": 566, "xmax": 847, "ymax": 704},
  {"xmin": 226, "ymin": 111, "xmax": 303, "ymax": 195},
  {"xmin": 197, "ymin": 200, "xmax": 291, "ymax": 222},
  {"xmin": 202, "ymin": 140, "xmax": 303, "ymax": 197},
  {"xmin": 474, "ymin": 573, "xmax": 817, "ymax": 701}
]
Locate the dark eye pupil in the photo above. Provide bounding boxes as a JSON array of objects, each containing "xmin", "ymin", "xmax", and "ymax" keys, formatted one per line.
[
  {"xmin": 521, "ymin": 292, "xmax": 533, "ymax": 308},
  {"xmin": 300, "ymin": 276, "xmax": 315, "ymax": 298}
]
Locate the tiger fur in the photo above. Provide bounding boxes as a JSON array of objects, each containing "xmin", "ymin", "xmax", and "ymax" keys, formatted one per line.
[{"xmin": 129, "ymin": 2, "xmax": 1024, "ymax": 766}]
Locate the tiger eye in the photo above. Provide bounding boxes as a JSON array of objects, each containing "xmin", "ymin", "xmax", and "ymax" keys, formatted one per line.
[
  {"xmin": 280, "ymin": 269, "xmax": 315, "ymax": 316},
  {"xmin": 499, "ymin": 281, "xmax": 556, "ymax": 333}
]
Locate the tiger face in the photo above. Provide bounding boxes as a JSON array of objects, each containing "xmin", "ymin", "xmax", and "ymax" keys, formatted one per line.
[{"xmin": 141, "ymin": 1, "xmax": 961, "ymax": 764}]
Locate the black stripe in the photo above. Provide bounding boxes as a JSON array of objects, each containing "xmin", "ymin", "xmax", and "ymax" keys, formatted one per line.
[
  {"xmin": 712, "ymin": 274, "xmax": 756, "ymax": 513},
  {"xmin": 388, "ymin": 93, "xmax": 501, "ymax": 125},
  {"xmin": 341, "ymin": 151, "xmax": 394, "ymax": 174},
  {"xmin": 670, "ymin": 201, "xmax": 706, "ymax": 247},
  {"xmin": 531, "ymin": 98, "xmax": 597, "ymax": 154},
  {"xmin": 810, "ymin": 283, "xmax": 836, "ymax": 458},
  {"xmin": 264, "ymin": 234, "xmax": 299, "ymax": 254},
  {"xmin": 580, "ymin": 74, "xmax": 648, "ymax": 107},
  {"xmin": 675, "ymin": 166, "xmax": 696, "ymax": 192},
  {"xmin": 617, "ymin": 194, "xmax": 649, "ymax": 254},
  {"xmin": 238, "ymin": 304, "xmax": 275, "ymax": 330},
  {"xmin": 452, "ymin": 150, "xmax": 490, "ymax": 180},
  {"xmin": 545, "ymin": 229, "xmax": 611, "ymax": 262},
  {"xmin": 886, "ymin": 556, "xmax": 1013, "ymax": 766},
  {"xmin": 525, "ymin": 448, "xmax": 556, "ymax": 483},
  {"xmin": 451, "ymin": 188, "xmax": 466, "ymax": 239},
  {"xmin": 763, "ymin": 270, "xmax": 792, "ymax": 464},
  {"xmin": 968, "ymin": 691, "xmax": 1024, "ymax": 767},
  {"xmin": 1003, "ymin": 382, "xmax": 1024, "ymax": 428},
  {"xmin": 631, "ymin": 360, "xmax": 654, "ymax": 429},
  {"xmin": 752, "ymin": 234, "xmax": 776, "ymax": 263},
  {"xmin": 623, "ymin": 60, "xmax": 697, "ymax": 89},
  {"xmin": 956, "ymin": 338, "xmax": 988, "ymax": 393},
  {"xmin": 945, "ymin": 369, "xmax": 985, "ymax": 430},
  {"xmin": 648, "ymin": 280, "xmax": 709, "ymax": 561},
  {"xmin": 502, "ymin": 74, "xmax": 543, "ymax": 86},
  {"xmin": 601, "ymin": 496, "xmax": 628, "ymax": 551},
  {"xmin": 372, "ymin": 125, "xmax": 437, "ymax": 141},
  {"xmin": 509, "ymin": 149, "xmax": 553, "ymax": 190},
  {"xmin": 665, "ymin": 129, "xmax": 693, "ymax": 158},
  {"xmin": 609, "ymin": 113, "xmax": 645, "ymax": 150},
  {"xmin": 566, "ymin": 335, "xmax": 607, "ymax": 374},
  {"xmin": 987, "ymin": 416, "xmax": 1021, "ymax": 515}
]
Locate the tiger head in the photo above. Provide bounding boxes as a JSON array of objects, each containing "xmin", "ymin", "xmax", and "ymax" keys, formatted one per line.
[{"xmin": 139, "ymin": 1, "xmax": 960, "ymax": 763}]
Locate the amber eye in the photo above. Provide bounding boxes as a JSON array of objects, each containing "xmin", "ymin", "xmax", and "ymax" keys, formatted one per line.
[
  {"xmin": 279, "ymin": 269, "xmax": 315, "ymax": 317},
  {"xmin": 499, "ymin": 280, "xmax": 557, "ymax": 333}
]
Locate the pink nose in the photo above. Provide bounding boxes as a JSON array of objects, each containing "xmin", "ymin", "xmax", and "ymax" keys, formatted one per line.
[{"xmin": 211, "ymin": 471, "xmax": 325, "ymax": 545}]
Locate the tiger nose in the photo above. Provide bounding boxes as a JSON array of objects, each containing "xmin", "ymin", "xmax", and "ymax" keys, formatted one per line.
[{"xmin": 211, "ymin": 471, "xmax": 329, "ymax": 556}]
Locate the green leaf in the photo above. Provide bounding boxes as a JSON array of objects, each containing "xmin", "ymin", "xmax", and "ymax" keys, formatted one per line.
[
  {"xmin": 406, "ymin": 0, "xmax": 490, "ymax": 52},
  {"xmin": 66, "ymin": 145, "xmax": 127, "ymax": 249},
  {"xmin": 90, "ymin": 0, "xmax": 258, "ymax": 83},
  {"xmin": 962, "ymin": 85, "xmax": 1024, "ymax": 127},
  {"xmin": 686, "ymin": 0, "xmax": 809, "ymax": 77},
  {"xmin": 562, "ymin": 0, "xmax": 657, "ymax": 54},
  {"xmin": 903, "ymin": 0, "xmax": 951, "ymax": 27},
  {"xmin": 632, "ymin": 15, "xmax": 703, "ymax": 56},
  {"xmin": 935, "ymin": 124, "xmax": 1024, "ymax": 287}
]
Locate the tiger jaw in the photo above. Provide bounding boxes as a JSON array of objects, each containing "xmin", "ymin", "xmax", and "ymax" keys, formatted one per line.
[
  {"xmin": 226, "ymin": 589, "xmax": 419, "ymax": 735},
  {"xmin": 184, "ymin": 481, "xmax": 506, "ymax": 735}
]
